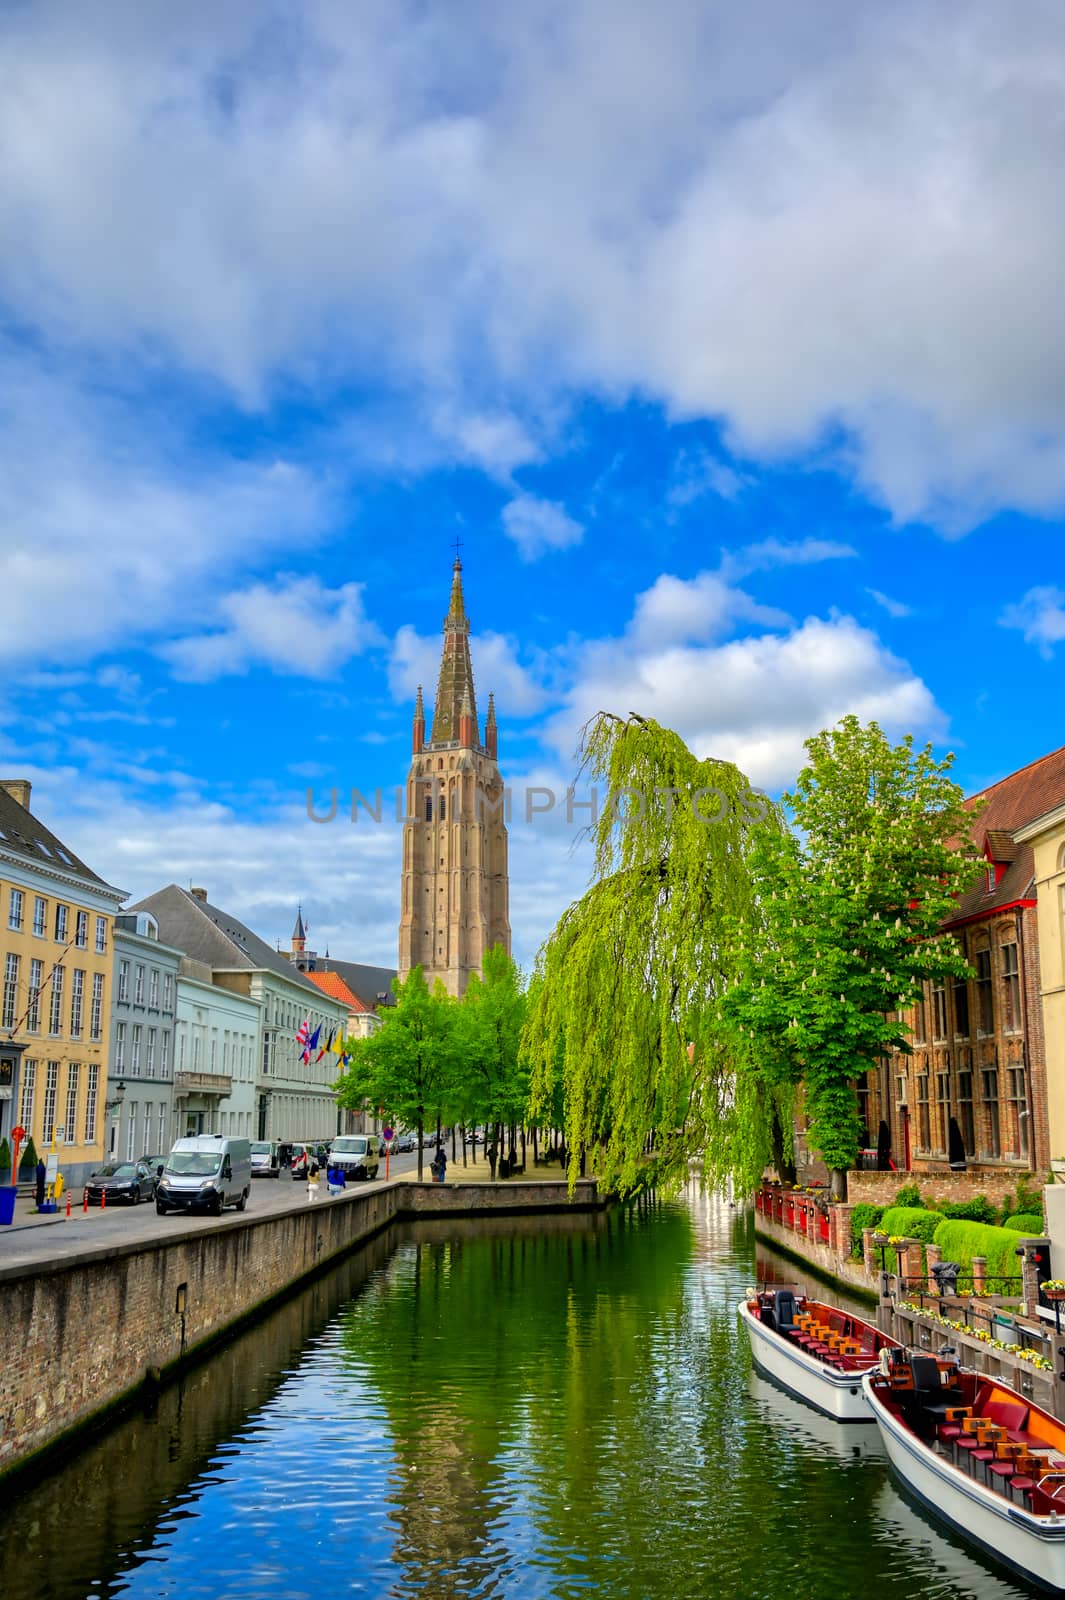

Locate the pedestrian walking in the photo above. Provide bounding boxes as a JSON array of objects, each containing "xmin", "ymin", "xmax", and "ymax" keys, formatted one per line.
[
  {"xmin": 327, "ymin": 1162, "xmax": 346, "ymax": 1197},
  {"xmin": 307, "ymin": 1166, "xmax": 320, "ymax": 1202}
]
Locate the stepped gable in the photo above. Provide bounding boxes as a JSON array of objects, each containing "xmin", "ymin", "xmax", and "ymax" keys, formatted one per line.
[{"xmin": 946, "ymin": 744, "xmax": 1065, "ymax": 928}]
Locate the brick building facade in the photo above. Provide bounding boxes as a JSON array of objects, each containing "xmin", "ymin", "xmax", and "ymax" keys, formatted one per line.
[{"xmin": 857, "ymin": 746, "xmax": 1065, "ymax": 1181}]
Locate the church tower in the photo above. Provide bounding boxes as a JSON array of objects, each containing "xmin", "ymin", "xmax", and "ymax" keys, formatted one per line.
[{"xmin": 398, "ymin": 559, "xmax": 511, "ymax": 996}]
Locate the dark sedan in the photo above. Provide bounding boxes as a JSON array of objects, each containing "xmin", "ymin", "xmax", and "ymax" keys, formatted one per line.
[{"xmin": 83, "ymin": 1161, "xmax": 157, "ymax": 1206}]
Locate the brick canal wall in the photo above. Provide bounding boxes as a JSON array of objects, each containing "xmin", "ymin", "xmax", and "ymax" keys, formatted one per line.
[{"xmin": 0, "ymin": 1177, "xmax": 602, "ymax": 1480}]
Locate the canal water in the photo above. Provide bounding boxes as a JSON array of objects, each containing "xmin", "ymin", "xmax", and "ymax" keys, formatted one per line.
[{"xmin": 2, "ymin": 1188, "xmax": 1034, "ymax": 1600}]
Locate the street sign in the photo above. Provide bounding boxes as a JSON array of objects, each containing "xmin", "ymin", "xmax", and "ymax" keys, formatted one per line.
[{"xmin": 383, "ymin": 1126, "xmax": 394, "ymax": 1142}]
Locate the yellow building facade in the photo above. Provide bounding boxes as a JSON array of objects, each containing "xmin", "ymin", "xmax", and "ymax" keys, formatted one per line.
[
  {"xmin": 0, "ymin": 779, "xmax": 124, "ymax": 1187},
  {"xmin": 1015, "ymin": 801, "xmax": 1065, "ymax": 1175}
]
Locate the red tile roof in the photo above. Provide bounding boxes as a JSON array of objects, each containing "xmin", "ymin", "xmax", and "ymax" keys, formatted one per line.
[
  {"xmin": 945, "ymin": 744, "xmax": 1065, "ymax": 928},
  {"xmin": 303, "ymin": 969, "xmax": 372, "ymax": 1013}
]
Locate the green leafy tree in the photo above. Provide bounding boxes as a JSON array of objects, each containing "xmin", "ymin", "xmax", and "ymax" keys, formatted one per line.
[
  {"xmin": 723, "ymin": 715, "xmax": 981, "ymax": 1197},
  {"xmin": 336, "ymin": 967, "xmax": 457, "ymax": 1180},
  {"xmin": 456, "ymin": 946, "xmax": 527, "ymax": 1168},
  {"xmin": 523, "ymin": 712, "xmax": 782, "ymax": 1195}
]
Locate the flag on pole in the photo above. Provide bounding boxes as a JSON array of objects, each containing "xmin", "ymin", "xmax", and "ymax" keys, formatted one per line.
[
  {"xmin": 303, "ymin": 1023, "xmax": 321, "ymax": 1063},
  {"xmin": 296, "ymin": 1017, "xmax": 310, "ymax": 1047},
  {"xmin": 316, "ymin": 1028, "xmax": 331, "ymax": 1062}
]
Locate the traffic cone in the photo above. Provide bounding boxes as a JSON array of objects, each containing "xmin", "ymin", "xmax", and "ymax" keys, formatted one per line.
[{"xmin": 83, "ymin": 1190, "xmax": 88, "ymax": 1212}]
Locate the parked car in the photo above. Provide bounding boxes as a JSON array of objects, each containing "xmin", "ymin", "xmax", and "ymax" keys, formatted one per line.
[
  {"xmin": 392, "ymin": 1133, "xmax": 415, "ymax": 1153},
  {"xmin": 140, "ymin": 1152, "xmax": 169, "ymax": 1179},
  {"xmin": 83, "ymin": 1161, "xmax": 157, "ymax": 1206},
  {"xmin": 289, "ymin": 1144, "xmax": 320, "ymax": 1178},
  {"xmin": 250, "ymin": 1140, "xmax": 281, "ymax": 1178},
  {"xmin": 328, "ymin": 1134, "xmax": 381, "ymax": 1180}
]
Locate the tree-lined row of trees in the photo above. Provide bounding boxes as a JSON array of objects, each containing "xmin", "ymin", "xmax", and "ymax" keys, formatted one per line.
[{"xmin": 335, "ymin": 945, "xmax": 530, "ymax": 1180}]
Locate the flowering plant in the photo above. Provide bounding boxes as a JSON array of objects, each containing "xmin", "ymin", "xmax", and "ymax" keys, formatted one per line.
[
  {"xmin": 1042, "ymin": 1280, "xmax": 1065, "ymax": 1293},
  {"xmin": 898, "ymin": 1301, "xmax": 1054, "ymax": 1371}
]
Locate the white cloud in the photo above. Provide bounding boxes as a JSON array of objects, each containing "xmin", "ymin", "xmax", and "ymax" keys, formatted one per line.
[
  {"xmin": 162, "ymin": 577, "xmax": 382, "ymax": 681},
  {"xmin": 3, "ymin": 3, "xmax": 1065, "ymax": 522},
  {"xmin": 867, "ymin": 587, "xmax": 913, "ymax": 619},
  {"xmin": 629, "ymin": 571, "xmax": 789, "ymax": 650},
  {"xmin": 1000, "ymin": 586, "xmax": 1065, "ymax": 659},
  {"xmin": 544, "ymin": 572, "xmax": 944, "ymax": 788},
  {"xmin": 668, "ymin": 449, "xmax": 749, "ymax": 506},
  {"xmin": 726, "ymin": 538, "xmax": 857, "ymax": 577},
  {"xmin": 501, "ymin": 494, "xmax": 584, "ymax": 561}
]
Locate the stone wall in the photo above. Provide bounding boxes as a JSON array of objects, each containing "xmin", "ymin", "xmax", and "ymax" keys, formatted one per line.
[
  {"xmin": 0, "ymin": 1176, "xmax": 603, "ymax": 1480},
  {"xmin": 847, "ymin": 1169, "xmax": 1044, "ymax": 1207}
]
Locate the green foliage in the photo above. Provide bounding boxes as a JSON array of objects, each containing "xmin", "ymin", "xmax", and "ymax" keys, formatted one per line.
[
  {"xmin": 455, "ymin": 947, "xmax": 527, "ymax": 1130},
  {"xmin": 1003, "ymin": 1213, "xmax": 1044, "ymax": 1234},
  {"xmin": 523, "ymin": 712, "xmax": 782, "ymax": 1196},
  {"xmin": 18, "ymin": 1135, "xmax": 38, "ymax": 1172},
  {"xmin": 999, "ymin": 1176, "xmax": 1042, "ymax": 1223},
  {"xmin": 880, "ymin": 1205, "xmax": 945, "ymax": 1244},
  {"xmin": 723, "ymin": 716, "xmax": 980, "ymax": 1179},
  {"xmin": 932, "ymin": 1219, "xmax": 1030, "ymax": 1283},
  {"xmin": 893, "ymin": 1183, "xmax": 923, "ymax": 1209},
  {"xmin": 0, "ymin": 1137, "xmax": 9, "ymax": 1171},
  {"xmin": 938, "ymin": 1195, "xmax": 998, "ymax": 1225},
  {"xmin": 849, "ymin": 1202, "xmax": 884, "ymax": 1258},
  {"xmin": 336, "ymin": 967, "xmax": 458, "ymax": 1178}
]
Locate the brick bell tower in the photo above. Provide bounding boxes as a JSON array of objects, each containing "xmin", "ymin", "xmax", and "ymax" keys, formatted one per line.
[{"xmin": 398, "ymin": 558, "xmax": 511, "ymax": 996}]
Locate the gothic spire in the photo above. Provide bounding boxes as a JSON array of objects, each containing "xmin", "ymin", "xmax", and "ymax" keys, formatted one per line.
[
  {"xmin": 430, "ymin": 557, "xmax": 478, "ymax": 745},
  {"xmin": 292, "ymin": 903, "xmax": 306, "ymax": 941}
]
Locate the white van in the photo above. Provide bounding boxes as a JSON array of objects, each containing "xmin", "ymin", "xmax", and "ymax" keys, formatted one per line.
[
  {"xmin": 328, "ymin": 1134, "xmax": 381, "ymax": 1181},
  {"xmin": 250, "ymin": 1140, "xmax": 281, "ymax": 1178},
  {"xmin": 156, "ymin": 1136, "xmax": 252, "ymax": 1216}
]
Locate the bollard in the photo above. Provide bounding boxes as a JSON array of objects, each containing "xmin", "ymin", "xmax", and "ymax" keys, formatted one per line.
[
  {"xmin": 65, "ymin": 1195, "xmax": 71, "ymax": 1218},
  {"xmin": 101, "ymin": 1189, "xmax": 106, "ymax": 1210},
  {"xmin": 82, "ymin": 1189, "xmax": 88, "ymax": 1213}
]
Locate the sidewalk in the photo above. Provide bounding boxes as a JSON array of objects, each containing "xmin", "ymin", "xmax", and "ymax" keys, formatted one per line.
[{"xmin": 408, "ymin": 1147, "xmax": 572, "ymax": 1185}]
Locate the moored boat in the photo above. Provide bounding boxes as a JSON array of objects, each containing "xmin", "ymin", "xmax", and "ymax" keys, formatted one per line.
[
  {"xmin": 864, "ymin": 1351, "xmax": 1065, "ymax": 1592},
  {"xmin": 737, "ymin": 1287, "xmax": 897, "ymax": 1422}
]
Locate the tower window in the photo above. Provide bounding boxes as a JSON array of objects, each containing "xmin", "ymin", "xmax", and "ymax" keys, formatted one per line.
[
  {"xmin": 440, "ymin": 797, "xmax": 446, "ymax": 821},
  {"xmin": 425, "ymin": 796, "xmax": 433, "ymax": 822}
]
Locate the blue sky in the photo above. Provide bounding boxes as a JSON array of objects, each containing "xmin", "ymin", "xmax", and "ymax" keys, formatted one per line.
[{"xmin": 1, "ymin": 1, "xmax": 1063, "ymax": 973}]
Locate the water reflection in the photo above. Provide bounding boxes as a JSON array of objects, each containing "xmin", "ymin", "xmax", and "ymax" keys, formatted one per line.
[{"xmin": 0, "ymin": 1189, "xmax": 1047, "ymax": 1600}]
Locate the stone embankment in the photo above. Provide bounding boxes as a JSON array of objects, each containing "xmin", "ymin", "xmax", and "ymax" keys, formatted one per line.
[
  {"xmin": 753, "ymin": 1181, "xmax": 1063, "ymax": 1419},
  {"xmin": 0, "ymin": 1176, "xmax": 602, "ymax": 1480}
]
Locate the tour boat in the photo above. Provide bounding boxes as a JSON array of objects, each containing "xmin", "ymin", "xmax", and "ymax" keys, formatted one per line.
[
  {"xmin": 737, "ymin": 1286, "xmax": 897, "ymax": 1422},
  {"xmin": 863, "ymin": 1351, "xmax": 1065, "ymax": 1592}
]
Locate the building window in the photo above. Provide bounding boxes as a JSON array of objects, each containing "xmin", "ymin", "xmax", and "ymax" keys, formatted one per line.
[
  {"xmin": 952, "ymin": 977, "xmax": 970, "ymax": 1039},
  {"xmin": 146, "ymin": 1028, "xmax": 156, "ymax": 1077},
  {"xmin": 95, "ymin": 916, "xmax": 107, "ymax": 954},
  {"xmin": 127, "ymin": 1103, "xmax": 137, "ymax": 1162},
  {"xmin": 90, "ymin": 972, "xmax": 104, "ymax": 1040},
  {"xmin": 49, "ymin": 965, "xmax": 64, "ymax": 1035},
  {"xmin": 115, "ymin": 1022, "xmax": 126, "ymax": 1072},
  {"xmin": 131, "ymin": 1025, "xmax": 141, "ymax": 1073},
  {"xmin": 2, "ymin": 952, "xmax": 18, "ymax": 1029},
  {"xmin": 160, "ymin": 1030, "xmax": 170, "ymax": 1078},
  {"xmin": 20, "ymin": 1059, "xmax": 35, "ymax": 1132},
  {"xmin": 932, "ymin": 983, "xmax": 947, "ymax": 1041},
  {"xmin": 1002, "ymin": 943, "xmax": 1021, "ymax": 1034},
  {"xmin": 163, "ymin": 972, "xmax": 173, "ymax": 1011},
  {"xmin": 27, "ymin": 959, "xmax": 43, "ymax": 1033},
  {"xmin": 912, "ymin": 997, "xmax": 926, "ymax": 1045},
  {"xmin": 64, "ymin": 1063, "xmax": 79, "ymax": 1142},
  {"xmin": 118, "ymin": 961, "xmax": 129, "ymax": 1003},
  {"xmin": 134, "ymin": 965, "xmax": 145, "ymax": 1005},
  {"xmin": 85, "ymin": 1063, "xmax": 98, "ymax": 1144},
  {"xmin": 157, "ymin": 1103, "xmax": 167, "ymax": 1152},
  {"xmin": 1008, "ymin": 1067, "xmax": 1029, "ymax": 1160},
  {"xmin": 149, "ymin": 968, "xmax": 159, "ymax": 1008},
  {"xmin": 262, "ymin": 1033, "xmax": 271, "ymax": 1075},
  {"xmin": 957, "ymin": 1068, "xmax": 974, "ymax": 1157},
  {"xmin": 976, "ymin": 949, "xmax": 994, "ymax": 1035},
  {"xmin": 915, "ymin": 1075, "xmax": 931, "ymax": 1151},
  {"xmin": 70, "ymin": 969, "xmax": 84, "ymax": 1038},
  {"xmin": 33, "ymin": 896, "xmax": 47, "ymax": 937},
  {"xmin": 42, "ymin": 1061, "xmax": 59, "ymax": 1144},
  {"xmin": 982, "ymin": 1068, "xmax": 1000, "ymax": 1158},
  {"xmin": 54, "ymin": 903, "xmax": 68, "ymax": 942},
  {"xmin": 8, "ymin": 887, "xmax": 24, "ymax": 931},
  {"xmin": 935, "ymin": 1070, "xmax": 950, "ymax": 1152},
  {"xmin": 75, "ymin": 910, "xmax": 88, "ymax": 949}
]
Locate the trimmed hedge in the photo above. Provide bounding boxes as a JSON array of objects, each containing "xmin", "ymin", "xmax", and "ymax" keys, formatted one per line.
[
  {"xmin": 1003, "ymin": 1213, "xmax": 1044, "ymax": 1234},
  {"xmin": 932, "ymin": 1219, "xmax": 1033, "ymax": 1283},
  {"xmin": 937, "ymin": 1196, "xmax": 998, "ymax": 1226},
  {"xmin": 850, "ymin": 1203, "xmax": 885, "ymax": 1259},
  {"xmin": 880, "ymin": 1205, "xmax": 946, "ymax": 1244}
]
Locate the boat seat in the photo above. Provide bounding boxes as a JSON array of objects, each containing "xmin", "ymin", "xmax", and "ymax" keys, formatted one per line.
[
  {"xmin": 986, "ymin": 1460, "xmax": 1015, "ymax": 1492},
  {"xmin": 984, "ymin": 1398, "xmax": 1029, "ymax": 1435},
  {"xmin": 1009, "ymin": 1476, "xmax": 1035, "ymax": 1505}
]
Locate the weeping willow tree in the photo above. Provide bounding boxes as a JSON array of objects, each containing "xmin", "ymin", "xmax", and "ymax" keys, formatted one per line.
[{"xmin": 522, "ymin": 712, "xmax": 788, "ymax": 1195}]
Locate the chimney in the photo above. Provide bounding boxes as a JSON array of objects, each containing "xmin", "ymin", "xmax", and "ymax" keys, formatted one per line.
[
  {"xmin": 190, "ymin": 886, "xmax": 208, "ymax": 903},
  {"xmin": 0, "ymin": 779, "xmax": 32, "ymax": 811}
]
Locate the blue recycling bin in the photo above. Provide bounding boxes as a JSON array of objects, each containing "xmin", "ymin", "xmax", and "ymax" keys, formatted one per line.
[{"xmin": 0, "ymin": 1186, "xmax": 18, "ymax": 1225}]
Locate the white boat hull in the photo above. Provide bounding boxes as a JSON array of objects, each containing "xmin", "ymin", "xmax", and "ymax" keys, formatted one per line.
[
  {"xmin": 863, "ymin": 1373, "xmax": 1065, "ymax": 1593},
  {"xmin": 737, "ymin": 1299, "xmax": 874, "ymax": 1422}
]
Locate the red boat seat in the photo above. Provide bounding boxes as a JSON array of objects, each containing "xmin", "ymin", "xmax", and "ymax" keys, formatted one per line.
[{"xmin": 983, "ymin": 1398, "xmax": 1029, "ymax": 1435}]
